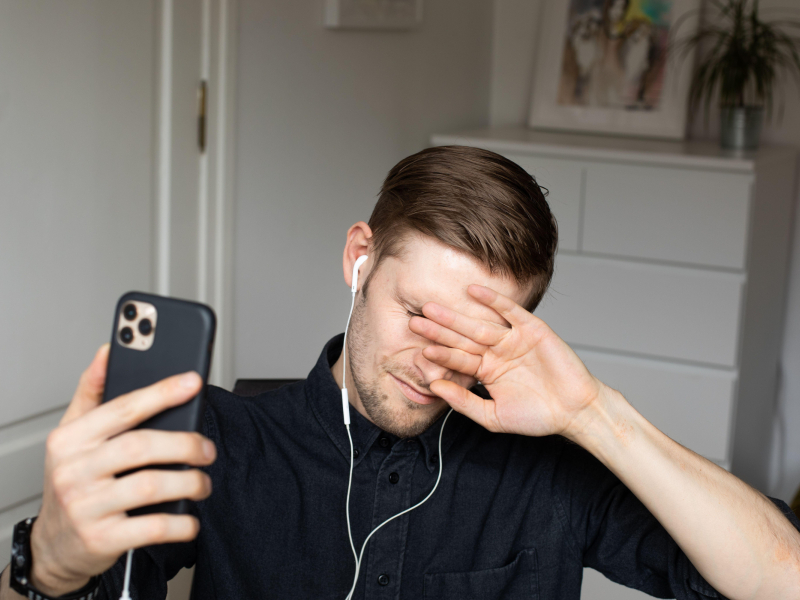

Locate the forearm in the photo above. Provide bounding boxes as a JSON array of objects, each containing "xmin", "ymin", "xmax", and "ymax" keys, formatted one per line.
[
  {"xmin": 568, "ymin": 386, "xmax": 800, "ymax": 600},
  {"xmin": 0, "ymin": 564, "xmax": 27, "ymax": 600}
]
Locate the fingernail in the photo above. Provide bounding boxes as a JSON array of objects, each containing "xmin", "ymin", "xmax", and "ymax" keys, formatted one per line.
[
  {"xmin": 181, "ymin": 372, "xmax": 199, "ymax": 388},
  {"xmin": 203, "ymin": 440, "xmax": 215, "ymax": 460}
]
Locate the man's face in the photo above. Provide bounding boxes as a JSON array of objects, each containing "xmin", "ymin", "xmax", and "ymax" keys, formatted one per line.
[{"xmin": 344, "ymin": 234, "xmax": 531, "ymax": 438}]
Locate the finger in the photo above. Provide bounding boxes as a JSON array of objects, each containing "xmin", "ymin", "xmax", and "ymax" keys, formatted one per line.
[
  {"xmin": 102, "ymin": 514, "xmax": 201, "ymax": 554},
  {"xmin": 467, "ymin": 285, "xmax": 532, "ymax": 329},
  {"xmin": 422, "ymin": 346, "xmax": 482, "ymax": 378},
  {"xmin": 408, "ymin": 316, "xmax": 487, "ymax": 356},
  {"xmin": 61, "ymin": 344, "xmax": 110, "ymax": 426},
  {"xmin": 89, "ymin": 469, "xmax": 212, "ymax": 518},
  {"xmin": 82, "ymin": 431, "xmax": 216, "ymax": 479},
  {"xmin": 61, "ymin": 372, "xmax": 203, "ymax": 445},
  {"xmin": 430, "ymin": 380, "xmax": 502, "ymax": 432},
  {"xmin": 421, "ymin": 302, "xmax": 508, "ymax": 347}
]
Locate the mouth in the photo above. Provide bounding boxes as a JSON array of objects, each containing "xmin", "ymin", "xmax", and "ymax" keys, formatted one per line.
[{"xmin": 390, "ymin": 374, "xmax": 439, "ymax": 406}]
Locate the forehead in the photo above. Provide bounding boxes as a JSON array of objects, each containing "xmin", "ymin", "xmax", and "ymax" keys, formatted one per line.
[{"xmin": 380, "ymin": 235, "xmax": 530, "ymax": 323}]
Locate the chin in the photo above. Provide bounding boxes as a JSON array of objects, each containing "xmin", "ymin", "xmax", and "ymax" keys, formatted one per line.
[{"xmin": 363, "ymin": 385, "xmax": 447, "ymax": 439}]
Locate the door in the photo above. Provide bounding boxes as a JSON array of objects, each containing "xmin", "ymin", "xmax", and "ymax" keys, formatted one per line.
[{"xmin": 0, "ymin": 2, "xmax": 235, "ymax": 598}]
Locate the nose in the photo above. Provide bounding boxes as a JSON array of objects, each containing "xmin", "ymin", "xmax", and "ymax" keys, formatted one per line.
[{"xmin": 413, "ymin": 349, "xmax": 451, "ymax": 388}]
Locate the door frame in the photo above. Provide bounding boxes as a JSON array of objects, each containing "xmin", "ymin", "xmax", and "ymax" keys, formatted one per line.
[{"xmin": 155, "ymin": 0, "xmax": 238, "ymax": 389}]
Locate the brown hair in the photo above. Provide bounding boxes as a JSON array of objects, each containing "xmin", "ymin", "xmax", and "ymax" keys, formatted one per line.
[{"xmin": 366, "ymin": 145, "xmax": 557, "ymax": 311}]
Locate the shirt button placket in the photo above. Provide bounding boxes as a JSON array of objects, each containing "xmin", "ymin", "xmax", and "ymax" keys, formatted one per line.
[{"xmin": 362, "ymin": 442, "xmax": 418, "ymax": 599}]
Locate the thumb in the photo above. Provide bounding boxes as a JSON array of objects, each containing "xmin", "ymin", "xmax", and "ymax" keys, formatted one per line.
[
  {"xmin": 430, "ymin": 379, "xmax": 501, "ymax": 433},
  {"xmin": 60, "ymin": 343, "xmax": 110, "ymax": 425}
]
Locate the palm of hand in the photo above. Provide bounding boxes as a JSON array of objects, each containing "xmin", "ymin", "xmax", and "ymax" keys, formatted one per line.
[
  {"xmin": 477, "ymin": 322, "xmax": 600, "ymax": 437},
  {"xmin": 415, "ymin": 285, "xmax": 602, "ymax": 438}
]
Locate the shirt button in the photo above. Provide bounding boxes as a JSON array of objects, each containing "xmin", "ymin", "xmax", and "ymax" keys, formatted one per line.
[
  {"xmin": 353, "ymin": 449, "xmax": 360, "ymax": 458},
  {"xmin": 377, "ymin": 574, "xmax": 390, "ymax": 586},
  {"xmin": 388, "ymin": 472, "xmax": 399, "ymax": 484},
  {"xmin": 378, "ymin": 436, "xmax": 390, "ymax": 448}
]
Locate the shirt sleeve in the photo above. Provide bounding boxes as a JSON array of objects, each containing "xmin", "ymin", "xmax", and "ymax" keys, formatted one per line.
[{"xmin": 553, "ymin": 437, "xmax": 800, "ymax": 600}]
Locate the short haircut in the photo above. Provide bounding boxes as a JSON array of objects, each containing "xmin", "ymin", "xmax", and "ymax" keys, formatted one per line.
[{"xmin": 366, "ymin": 145, "xmax": 558, "ymax": 311}]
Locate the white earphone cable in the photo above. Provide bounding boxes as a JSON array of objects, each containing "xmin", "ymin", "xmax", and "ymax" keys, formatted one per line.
[
  {"xmin": 340, "ymin": 255, "xmax": 453, "ymax": 599},
  {"xmin": 119, "ymin": 548, "xmax": 133, "ymax": 600},
  {"xmin": 344, "ymin": 425, "xmax": 358, "ymax": 565},
  {"xmin": 343, "ymin": 408, "xmax": 453, "ymax": 600},
  {"xmin": 342, "ymin": 290, "xmax": 357, "ymax": 393},
  {"xmin": 341, "ymin": 264, "xmax": 363, "ymax": 565}
]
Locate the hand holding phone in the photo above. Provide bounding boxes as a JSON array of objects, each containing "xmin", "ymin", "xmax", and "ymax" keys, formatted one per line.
[{"xmin": 16, "ymin": 293, "xmax": 216, "ymax": 597}]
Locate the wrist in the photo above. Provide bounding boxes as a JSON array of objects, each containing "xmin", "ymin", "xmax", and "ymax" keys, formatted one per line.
[
  {"xmin": 563, "ymin": 384, "xmax": 633, "ymax": 460},
  {"xmin": 29, "ymin": 521, "xmax": 90, "ymax": 596},
  {"xmin": 29, "ymin": 568, "xmax": 90, "ymax": 598}
]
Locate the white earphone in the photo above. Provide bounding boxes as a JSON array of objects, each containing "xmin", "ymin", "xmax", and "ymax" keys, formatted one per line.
[
  {"xmin": 351, "ymin": 255, "xmax": 368, "ymax": 293},
  {"xmin": 341, "ymin": 255, "xmax": 368, "ymax": 426},
  {"xmin": 340, "ymin": 253, "xmax": 453, "ymax": 600}
]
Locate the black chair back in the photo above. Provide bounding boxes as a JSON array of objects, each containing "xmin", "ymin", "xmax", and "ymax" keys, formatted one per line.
[{"xmin": 232, "ymin": 379, "xmax": 301, "ymax": 397}]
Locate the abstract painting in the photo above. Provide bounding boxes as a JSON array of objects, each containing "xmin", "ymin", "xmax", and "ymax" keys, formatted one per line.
[{"xmin": 529, "ymin": 0, "xmax": 698, "ymax": 139}]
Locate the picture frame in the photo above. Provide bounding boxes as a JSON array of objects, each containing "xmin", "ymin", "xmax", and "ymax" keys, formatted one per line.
[{"xmin": 528, "ymin": 0, "xmax": 700, "ymax": 140}]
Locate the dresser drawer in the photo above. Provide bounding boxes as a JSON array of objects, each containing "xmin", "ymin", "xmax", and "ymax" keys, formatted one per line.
[
  {"xmin": 535, "ymin": 255, "xmax": 745, "ymax": 367},
  {"xmin": 576, "ymin": 349, "xmax": 736, "ymax": 462},
  {"xmin": 503, "ymin": 153, "xmax": 582, "ymax": 252},
  {"xmin": 582, "ymin": 163, "xmax": 752, "ymax": 269}
]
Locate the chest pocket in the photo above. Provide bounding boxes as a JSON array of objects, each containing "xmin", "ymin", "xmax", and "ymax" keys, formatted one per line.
[{"xmin": 423, "ymin": 549, "xmax": 538, "ymax": 600}]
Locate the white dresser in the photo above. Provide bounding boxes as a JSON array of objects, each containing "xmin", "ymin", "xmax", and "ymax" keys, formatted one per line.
[{"xmin": 431, "ymin": 127, "xmax": 798, "ymax": 600}]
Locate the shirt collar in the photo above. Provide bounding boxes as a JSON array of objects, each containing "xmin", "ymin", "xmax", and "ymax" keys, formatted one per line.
[{"xmin": 305, "ymin": 334, "xmax": 467, "ymax": 473}]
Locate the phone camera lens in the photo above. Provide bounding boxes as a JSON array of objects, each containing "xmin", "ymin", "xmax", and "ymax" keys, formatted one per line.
[
  {"xmin": 123, "ymin": 304, "xmax": 137, "ymax": 321},
  {"xmin": 138, "ymin": 319, "xmax": 153, "ymax": 336},
  {"xmin": 120, "ymin": 327, "xmax": 134, "ymax": 344}
]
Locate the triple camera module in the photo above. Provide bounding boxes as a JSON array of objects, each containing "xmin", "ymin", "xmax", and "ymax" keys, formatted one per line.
[{"xmin": 117, "ymin": 300, "xmax": 158, "ymax": 351}]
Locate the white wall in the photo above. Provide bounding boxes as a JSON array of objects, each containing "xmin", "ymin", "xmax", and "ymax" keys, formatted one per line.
[
  {"xmin": 761, "ymin": 79, "xmax": 800, "ymax": 502},
  {"xmin": 489, "ymin": 0, "xmax": 800, "ymax": 502},
  {"xmin": 0, "ymin": 0, "xmax": 156, "ymax": 552},
  {"xmin": 0, "ymin": 0, "xmax": 156, "ymax": 427},
  {"xmin": 489, "ymin": 0, "xmax": 542, "ymax": 127},
  {"xmin": 233, "ymin": 0, "xmax": 494, "ymax": 380}
]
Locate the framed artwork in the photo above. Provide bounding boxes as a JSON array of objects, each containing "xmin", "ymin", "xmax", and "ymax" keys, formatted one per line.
[{"xmin": 528, "ymin": 0, "xmax": 699, "ymax": 139}]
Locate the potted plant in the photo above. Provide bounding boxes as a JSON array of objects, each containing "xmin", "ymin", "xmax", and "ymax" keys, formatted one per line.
[{"xmin": 673, "ymin": 0, "xmax": 800, "ymax": 150}]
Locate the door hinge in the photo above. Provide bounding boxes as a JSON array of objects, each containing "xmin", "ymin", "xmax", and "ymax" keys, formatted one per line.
[{"xmin": 197, "ymin": 80, "xmax": 207, "ymax": 153}]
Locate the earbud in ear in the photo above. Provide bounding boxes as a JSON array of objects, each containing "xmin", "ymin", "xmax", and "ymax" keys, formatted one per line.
[{"xmin": 351, "ymin": 255, "xmax": 368, "ymax": 293}]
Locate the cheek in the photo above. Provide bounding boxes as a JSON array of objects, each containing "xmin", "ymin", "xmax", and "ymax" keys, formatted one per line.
[
  {"xmin": 387, "ymin": 314, "xmax": 421, "ymax": 349},
  {"xmin": 367, "ymin": 308, "xmax": 419, "ymax": 356}
]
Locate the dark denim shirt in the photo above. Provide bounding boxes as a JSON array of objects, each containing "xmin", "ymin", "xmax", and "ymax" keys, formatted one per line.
[{"xmin": 99, "ymin": 334, "xmax": 800, "ymax": 599}]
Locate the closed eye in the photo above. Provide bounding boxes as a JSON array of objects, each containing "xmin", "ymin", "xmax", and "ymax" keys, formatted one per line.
[{"xmin": 406, "ymin": 310, "xmax": 424, "ymax": 319}]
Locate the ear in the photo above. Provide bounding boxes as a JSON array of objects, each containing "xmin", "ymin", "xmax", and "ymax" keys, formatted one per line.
[{"xmin": 343, "ymin": 222, "xmax": 373, "ymax": 291}]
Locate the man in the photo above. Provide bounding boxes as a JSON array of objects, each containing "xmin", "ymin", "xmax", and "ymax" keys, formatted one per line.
[{"xmin": 2, "ymin": 146, "xmax": 799, "ymax": 600}]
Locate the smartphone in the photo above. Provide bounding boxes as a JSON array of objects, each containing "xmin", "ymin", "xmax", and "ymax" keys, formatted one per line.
[{"xmin": 102, "ymin": 291, "xmax": 216, "ymax": 516}]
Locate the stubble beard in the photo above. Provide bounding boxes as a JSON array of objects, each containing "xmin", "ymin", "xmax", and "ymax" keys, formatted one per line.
[{"xmin": 347, "ymin": 293, "xmax": 447, "ymax": 439}]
